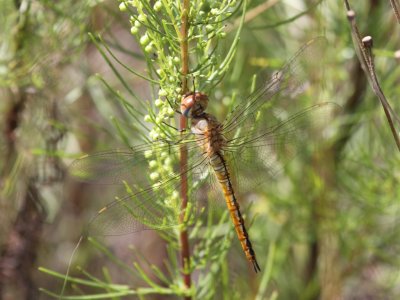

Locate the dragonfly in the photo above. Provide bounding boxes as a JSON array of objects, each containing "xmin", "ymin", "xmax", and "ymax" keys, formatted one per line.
[{"xmin": 69, "ymin": 37, "xmax": 337, "ymax": 273}]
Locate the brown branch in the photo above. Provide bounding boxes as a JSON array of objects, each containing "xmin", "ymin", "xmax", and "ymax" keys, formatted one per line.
[
  {"xmin": 3, "ymin": 93, "xmax": 27, "ymax": 162},
  {"xmin": 312, "ymin": 149, "xmax": 342, "ymax": 300},
  {"xmin": 310, "ymin": 54, "xmax": 367, "ymax": 300},
  {"xmin": 227, "ymin": 0, "xmax": 279, "ymax": 31},
  {"xmin": 304, "ymin": 239, "xmax": 318, "ymax": 296},
  {"xmin": 0, "ymin": 180, "xmax": 45, "ymax": 299},
  {"xmin": 344, "ymin": 2, "xmax": 400, "ymax": 152},
  {"xmin": 179, "ymin": 0, "xmax": 191, "ymax": 299},
  {"xmin": 361, "ymin": 36, "xmax": 400, "ymax": 151},
  {"xmin": 2, "ymin": 0, "xmax": 31, "ymax": 177},
  {"xmin": 0, "ymin": 2, "xmax": 46, "ymax": 297},
  {"xmin": 333, "ymin": 60, "xmax": 367, "ymax": 160},
  {"xmin": 180, "ymin": 1, "xmax": 189, "ymax": 94},
  {"xmin": 389, "ymin": 0, "xmax": 400, "ymax": 23}
]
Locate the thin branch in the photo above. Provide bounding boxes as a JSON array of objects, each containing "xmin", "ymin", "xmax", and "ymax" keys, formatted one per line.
[
  {"xmin": 0, "ymin": 180, "xmax": 45, "ymax": 299},
  {"xmin": 180, "ymin": 1, "xmax": 189, "ymax": 93},
  {"xmin": 389, "ymin": 0, "xmax": 400, "ymax": 24},
  {"xmin": 179, "ymin": 0, "xmax": 191, "ymax": 299},
  {"xmin": 248, "ymin": 0, "xmax": 323, "ymax": 30},
  {"xmin": 344, "ymin": 2, "xmax": 400, "ymax": 151},
  {"xmin": 361, "ymin": 36, "xmax": 400, "ymax": 151},
  {"xmin": 227, "ymin": 0, "xmax": 279, "ymax": 32},
  {"xmin": 332, "ymin": 60, "xmax": 367, "ymax": 160}
]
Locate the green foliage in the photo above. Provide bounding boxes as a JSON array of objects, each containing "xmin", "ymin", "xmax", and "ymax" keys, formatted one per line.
[
  {"xmin": 41, "ymin": 0, "xmax": 247, "ymax": 299},
  {"xmin": 49, "ymin": 0, "xmax": 400, "ymax": 298},
  {"xmin": 2, "ymin": 0, "xmax": 400, "ymax": 299}
]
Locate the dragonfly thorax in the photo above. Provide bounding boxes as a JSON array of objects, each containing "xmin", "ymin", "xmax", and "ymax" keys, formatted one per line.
[
  {"xmin": 191, "ymin": 113, "xmax": 226, "ymax": 156},
  {"xmin": 181, "ymin": 92, "xmax": 209, "ymax": 118}
]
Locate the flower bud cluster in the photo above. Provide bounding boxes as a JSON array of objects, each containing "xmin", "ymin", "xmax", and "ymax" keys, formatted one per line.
[
  {"xmin": 142, "ymin": 147, "xmax": 178, "ymax": 208},
  {"xmin": 119, "ymin": 0, "xmax": 238, "ymax": 130},
  {"xmin": 117, "ymin": 0, "xmax": 239, "ymax": 204}
]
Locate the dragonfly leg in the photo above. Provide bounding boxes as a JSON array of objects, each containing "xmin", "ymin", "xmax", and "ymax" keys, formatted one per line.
[
  {"xmin": 165, "ymin": 96, "xmax": 181, "ymax": 115},
  {"xmin": 161, "ymin": 121, "xmax": 180, "ymax": 131}
]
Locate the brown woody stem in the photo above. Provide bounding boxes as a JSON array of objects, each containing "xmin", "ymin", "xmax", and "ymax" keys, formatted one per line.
[
  {"xmin": 179, "ymin": 0, "xmax": 191, "ymax": 299},
  {"xmin": 344, "ymin": 1, "xmax": 400, "ymax": 152},
  {"xmin": 389, "ymin": 0, "xmax": 400, "ymax": 24}
]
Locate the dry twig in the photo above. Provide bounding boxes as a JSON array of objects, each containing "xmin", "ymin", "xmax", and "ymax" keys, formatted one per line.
[{"xmin": 344, "ymin": 1, "xmax": 400, "ymax": 151}]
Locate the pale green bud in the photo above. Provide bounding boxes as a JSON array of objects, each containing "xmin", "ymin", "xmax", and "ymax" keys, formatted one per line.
[
  {"xmin": 171, "ymin": 190, "xmax": 179, "ymax": 200},
  {"xmin": 164, "ymin": 197, "xmax": 172, "ymax": 206},
  {"xmin": 149, "ymin": 130, "xmax": 159, "ymax": 140},
  {"xmin": 138, "ymin": 13, "xmax": 147, "ymax": 22},
  {"xmin": 130, "ymin": 26, "xmax": 138, "ymax": 35},
  {"xmin": 150, "ymin": 172, "xmax": 160, "ymax": 180},
  {"xmin": 140, "ymin": 33, "xmax": 149, "ymax": 45},
  {"xmin": 145, "ymin": 44, "xmax": 153, "ymax": 53},
  {"xmin": 159, "ymin": 89, "xmax": 168, "ymax": 96},
  {"xmin": 163, "ymin": 164, "xmax": 172, "ymax": 173},
  {"xmin": 156, "ymin": 69, "xmax": 165, "ymax": 77},
  {"xmin": 167, "ymin": 107, "xmax": 175, "ymax": 116},
  {"xmin": 153, "ymin": 1, "xmax": 162, "ymax": 11},
  {"xmin": 164, "ymin": 157, "xmax": 172, "ymax": 166},
  {"xmin": 222, "ymin": 96, "xmax": 231, "ymax": 106},
  {"xmin": 119, "ymin": 2, "xmax": 127, "ymax": 11},
  {"xmin": 210, "ymin": 8, "xmax": 219, "ymax": 15},
  {"xmin": 154, "ymin": 98, "xmax": 163, "ymax": 107},
  {"xmin": 144, "ymin": 150, "xmax": 153, "ymax": 158}
]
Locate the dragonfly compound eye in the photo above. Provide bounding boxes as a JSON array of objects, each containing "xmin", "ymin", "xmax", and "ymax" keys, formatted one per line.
[{"xmin": 181, "ymin": 92, "xmax": 209, "ymax": 118}]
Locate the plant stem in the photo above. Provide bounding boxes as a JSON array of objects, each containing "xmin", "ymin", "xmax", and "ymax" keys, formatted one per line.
[
  {"xmin": 179, "ymin": 0, "xmax": 191, "ymax": 299},
  {"xmin": 389, "ymin": 0, "xmax": 400, "ymax": 23},
  {"xmin": 180, "ymin": 0, "xmax": 189, "ymax": 92},
  {"xmin": 344, "ymin": 1, "xmax": 400, "ymax": 152}
]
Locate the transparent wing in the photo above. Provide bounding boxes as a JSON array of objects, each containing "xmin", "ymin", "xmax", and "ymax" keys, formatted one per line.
[
  {"xmin": 223, "ymin": 37, "xmax": 326, "ymax": 136},
  {"xmin": 85, "ymin": 176, "xmax": 196, "ymax": 236},
  {"xmin": 69, "ymin": 135, "xmax": 213, "ymax": 236},
  {"xmin": 220, "ymin": 37, "xmax": 335, "ymax": 189},
  {"xmin": 82, "ymin": 153, "xmax": 211, "ymax": 235},
  {"xmin": 70, "ymin": 37, "xmax": 331, "ymax": 236},
  {"xmin": 69, "ymin": 135, "xmax": 201, "ymax": 186},
  {"xmin": 225, "ymin": 102, "xmax": 340, "ymax": 192},
  {"xmin": 86, "ymin": 183, "xmax": 180, "ymax": 235}
]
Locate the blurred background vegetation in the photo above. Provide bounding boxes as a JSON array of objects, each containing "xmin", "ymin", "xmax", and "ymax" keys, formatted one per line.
[{"xmin": 1, "ymin": 0, "xmax": 400, "ymax": 299}]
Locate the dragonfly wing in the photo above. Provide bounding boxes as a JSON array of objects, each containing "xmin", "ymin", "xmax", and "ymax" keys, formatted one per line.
[
  {"xmin": 81, "ymin": 140, "xmax": 210, "ymax": 236},
  {"xmin": 226, "ymin": 102, "xmax": 341, "ymax": 189},
  {"xmin": 223, "ymin": 37, "xmax": 327, "ymax": 136},
  {"xmin": 86, "ymin": 180, "xmax": 182, "ymax": 235},
  {"xmin": 68, "ymin": 137, "xmax": 200, "ymax": 186}
]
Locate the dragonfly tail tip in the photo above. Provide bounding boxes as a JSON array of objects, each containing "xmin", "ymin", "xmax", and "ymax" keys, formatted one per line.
[{"xmin": 253, "ymin": 260, "xmax": 261, "ymax": 273}]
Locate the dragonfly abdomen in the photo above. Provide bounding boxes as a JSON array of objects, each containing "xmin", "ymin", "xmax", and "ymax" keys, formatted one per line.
[
  {"xmin": 210, "ymin": 152, "xmax": 261, "ymax": 273},
  {"xmin": 191, "ymin": 112, "xmax": 260, "ymax": 272}
]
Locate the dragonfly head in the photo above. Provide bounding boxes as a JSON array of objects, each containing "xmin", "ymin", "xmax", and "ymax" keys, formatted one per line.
[{"xmin": 181, "ymin": 92, "xmax": 209, "ymax": 118}]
